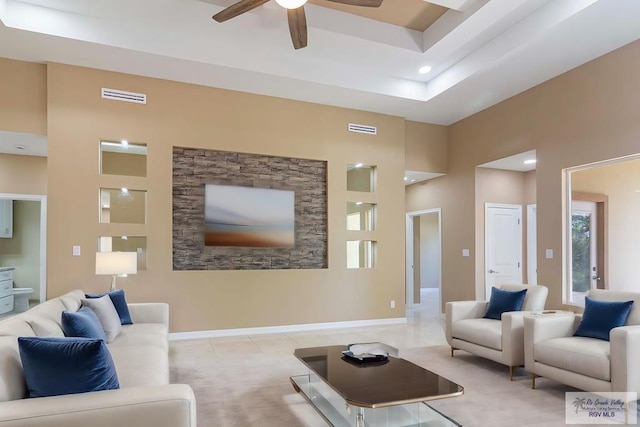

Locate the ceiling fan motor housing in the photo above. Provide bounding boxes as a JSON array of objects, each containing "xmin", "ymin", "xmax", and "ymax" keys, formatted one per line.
[{"xmin": 213, "ymin": 0, "xmax": 383, "ymax": 49}]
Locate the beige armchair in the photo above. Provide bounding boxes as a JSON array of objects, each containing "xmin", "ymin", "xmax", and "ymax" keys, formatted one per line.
[
  {"xmin": 524, "ymin": 289, "xmax": 640, "ymax": 395},
  {"xmin": 445, "ymin": 284, "xmax": 549, "ymax": 379}
]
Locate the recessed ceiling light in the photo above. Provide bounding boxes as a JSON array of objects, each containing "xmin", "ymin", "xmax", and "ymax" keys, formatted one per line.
[
  {"xmin": 121, "ymin": 188, "xmax": 129, "ymax": 194},
  {"xmin": 121, "ymin": 140, "xmax": 129, "ymax": 146},
  {"xmin": 121, "ymin": 236, "xmax": 128, "ymax": 240},
  {"xmin": 355, "ymin": 202, "xmax": 363, "ymax": 206},
  {"xmin": 411, "ymin": 179, "xmax": 416, "ymax": 183},
  {"xmin": 404, "ymin": 177, "xmax": 408, "ymax": 181},
  {"xmin": 524, "ymin": 159, "xmax": 537, "ymax": 165},
  {"xmin": 418, "ymin": 66, "xmax": 432, "ymax": 74},
  {"xmin": 354, "ymin": 163, "xmax": 363, "ymax": 168}
]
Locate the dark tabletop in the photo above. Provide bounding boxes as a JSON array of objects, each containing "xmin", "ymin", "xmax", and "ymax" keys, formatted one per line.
[{"xmin": 294, "ymin": 345, "xmax": 463, "ymax": 408}]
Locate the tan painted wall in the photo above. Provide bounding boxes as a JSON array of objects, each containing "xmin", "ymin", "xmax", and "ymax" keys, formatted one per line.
[
  {"xmin": 571, "ymin": 157, "xmax": 640, "ymax": 292},
  {"xmin": 524, "ymin": 170, "xmax": 536, "ymax": 206},
  {"xmin": 407, "ymin": 38, "xmax": 640, "ymax": 310},
  {"xmin": 0, "ymin": 154, "xmax": 47, "ymax": 195},
  {"xmin": 0, "ymin": 200, "xmax": 41, "ymax": 297},
  {"xmin": 412, "ymin": 216, "xmax": 421, "ymax": 302},
  {"xmin": 419, "ymin": 213, "xmax": 439, "ymax": 289},
  {"xmin": 46, "ymin": 63, "xmax": 406, "ymax": 332},
  {"xmin": 0, "ymin": 59, "xmax": 47, "ymax": 135},
  {"xmin": 404, "ymin": 120, "xmax": 448, "ymax": 173}
]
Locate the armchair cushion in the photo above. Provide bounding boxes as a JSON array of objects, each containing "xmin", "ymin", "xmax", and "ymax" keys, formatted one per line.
[
  {"xmin": 483, "ymin": 287, "xmax": 527, "ymax": 320},
  {"xmin": 535, "ymin": 336, "xmax": 611, "ymax": 381},
  {"xmin": 451, "ymin": 318, "xmax": 502, "ymax": 350},
  {"xmin": 574, "ymin": 297, "xmax": 633, "ymax": 341}
]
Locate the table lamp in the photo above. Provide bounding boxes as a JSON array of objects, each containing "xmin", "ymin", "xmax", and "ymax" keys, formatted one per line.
[{"xmin": 95, "ymin": 252, "xmax": 137, "ymax": 291}]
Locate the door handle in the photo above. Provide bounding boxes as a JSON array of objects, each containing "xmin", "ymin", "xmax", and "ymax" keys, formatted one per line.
[
  {"xmin": 488, "ymin": 269, "xmax": 499, "ymax": 274},
  {"xmin": 592, "ymin": 275, "xmax": 601, "ymax": 280}
]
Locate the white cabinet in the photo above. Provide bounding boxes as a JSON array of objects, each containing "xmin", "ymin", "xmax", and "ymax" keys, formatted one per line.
[
  {"xmin": 0, "ymin": 199, "xmax": 13, "ymax": 238},
  {"xmin": 0, "ymin": 270, "xmax": 13, "ymax": 314}
]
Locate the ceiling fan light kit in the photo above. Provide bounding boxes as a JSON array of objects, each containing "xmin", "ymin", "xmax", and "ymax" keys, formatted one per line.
[
  {"xmin": 212, "ymin": 0, "xmax": 383, "ymax": 50},
  {"xmin": 275, "ymin": 0, "xmax": 308, "ymax": 9}
]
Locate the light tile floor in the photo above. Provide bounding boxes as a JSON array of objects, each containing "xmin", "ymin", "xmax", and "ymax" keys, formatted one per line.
[
  {"xmin": 169, "ymin": 289, "xmax": 448, "ymax": 426},
  {"xmin": 167, "ymin": 289, "xmax": 603, "ymax": 427},
  {"xmin": 170, "ymin": 288, "xmax": 446, "ymax": 361}
]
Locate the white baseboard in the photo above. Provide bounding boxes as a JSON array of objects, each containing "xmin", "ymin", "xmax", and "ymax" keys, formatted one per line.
[{"xmin": 169, "ymin": 317, "xmax": 407, "ymax": 341}]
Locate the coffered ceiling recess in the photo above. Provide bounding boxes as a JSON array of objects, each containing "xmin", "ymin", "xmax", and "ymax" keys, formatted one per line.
[{"xmin": 1, "ymin": 0, "xmax": 639, "ymax": 124}]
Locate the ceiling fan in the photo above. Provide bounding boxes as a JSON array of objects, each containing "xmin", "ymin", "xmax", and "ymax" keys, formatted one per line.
[{"xmin": 212, "ymin": 0, "xmax": 384, "ymax": 50}]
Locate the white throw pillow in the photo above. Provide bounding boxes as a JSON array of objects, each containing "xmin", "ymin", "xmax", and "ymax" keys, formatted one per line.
[{"xmin": 81, "ymin": 295, "xmax": 122, "ymax": 343}]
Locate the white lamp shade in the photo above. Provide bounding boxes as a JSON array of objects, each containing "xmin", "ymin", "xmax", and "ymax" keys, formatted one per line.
[{"xmin": 95, "ymin": 252, "xmax": 137, "ymax": 275}]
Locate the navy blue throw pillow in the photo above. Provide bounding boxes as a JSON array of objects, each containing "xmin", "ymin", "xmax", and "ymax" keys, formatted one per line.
[
  {"xmin": 574, "ymin": 297, "xmax": 634, "ymax": 341},
  {"xmin": 86, "ymin": 289, "xmax": 133, "ymax": 325},
  {"xmin": 18, "ymin": 337, "xmax": 119, "ymax": 398},
  {"xmin": 483, "ymin": 287, "xmax": 528, "ymax": 320},
  {"xmin": 61, "ymin": 306, "xmax": 107, "ymax": 342}
]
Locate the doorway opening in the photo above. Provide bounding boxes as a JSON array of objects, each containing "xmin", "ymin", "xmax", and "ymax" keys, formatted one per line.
[
  {"xmin": 405, "ymin": 208, "xmax": 442, "ymax": 316},
  {"xmin": 0, "ymin": 193, "xmax": 47, "ymax": 311},
  {"xmin": 476, "ymin": 149, "xmax": 536, "ymax": 300},
  {"xmin": 562, "ymin": 153, "xmax": 638, "ymax": 306}
]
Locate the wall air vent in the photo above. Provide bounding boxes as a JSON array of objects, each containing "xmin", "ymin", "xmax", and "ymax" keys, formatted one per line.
[
  {"xmin": 101, "ymin": 88, "xmax": 147, "ymax": 104},
  {"xmin": 348, "ymin": 123, "xmax": 377, "ymax": 135}
]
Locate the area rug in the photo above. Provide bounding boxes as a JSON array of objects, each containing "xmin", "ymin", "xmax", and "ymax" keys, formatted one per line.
[{"xmin": 170, "ymin": 342, "xmax": 590, "ymax": 427}]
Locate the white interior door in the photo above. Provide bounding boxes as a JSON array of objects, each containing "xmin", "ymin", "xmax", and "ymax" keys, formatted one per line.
[{"xmin": 485, "ymin": 203, "xmax": 523, "ymax": 299}]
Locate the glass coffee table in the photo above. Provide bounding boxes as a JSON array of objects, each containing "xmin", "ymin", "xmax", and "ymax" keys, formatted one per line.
[{"xmin": 291, "ymin": 345, "xmax": 463, "ymax": 427}]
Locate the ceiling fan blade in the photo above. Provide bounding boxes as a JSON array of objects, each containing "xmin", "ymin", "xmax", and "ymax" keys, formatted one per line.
[
  {"xmin": 287, "ymin": 7, "xmax": 308, "ymax": 50},
  {"xmin": 324, "ymin": 0, "xmax": 383, "ymax": 7},
  {"xmin": 212, "ymin": 0, "xmax": 271, "ymax": 23}
]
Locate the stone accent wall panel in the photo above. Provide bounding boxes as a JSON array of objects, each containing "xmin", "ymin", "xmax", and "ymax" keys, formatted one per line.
[{"xmin": 173, "ymin": 147, "xmax": 327, "ymax": 270}]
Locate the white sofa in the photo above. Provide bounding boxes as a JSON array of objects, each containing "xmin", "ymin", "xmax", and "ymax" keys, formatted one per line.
[
  {"xmin": 0, "ymin": 289, "xmax": 196, "ymax": 427},
  {"xmin": 524, "ymin": 289, "xmax": 640, "ymax": 395},
  {"xmin": 445, "ymin": 284, "xmax": 549, "ymax": 379}
]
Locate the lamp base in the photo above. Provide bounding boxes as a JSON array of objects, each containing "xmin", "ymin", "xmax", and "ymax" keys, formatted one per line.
[{"xmin": 110, "ymin": 275, "xmax": 118, "ymax": 292}]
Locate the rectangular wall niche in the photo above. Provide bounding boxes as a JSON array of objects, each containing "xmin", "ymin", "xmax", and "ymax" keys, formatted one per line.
[{"xmin": 173, "ymin": 147, "xmax": 327, "ymax": 270}]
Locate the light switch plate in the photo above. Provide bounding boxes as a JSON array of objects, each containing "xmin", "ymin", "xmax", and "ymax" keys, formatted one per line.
[
  {"xmin": 545, "ymin": 249, "xmax": 553, "ymax": 259},
  {"xmin": 462, "ymin": 249, "xmax": 470, "ymax": 257},
  {"xmin": 72, "ymin": 245, "xmax": 81, "ymax": 256}
]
